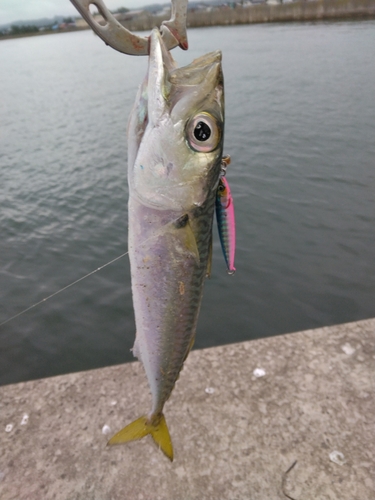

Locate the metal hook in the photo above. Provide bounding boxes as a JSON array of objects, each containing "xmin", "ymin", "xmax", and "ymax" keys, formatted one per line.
[
  {"xmin": 70, "ymin": 0, "xmax": 188, "ymax": 55},
  {"xmin": 220, "ymin": 155, "xmax": 231, "ymax": 177}
]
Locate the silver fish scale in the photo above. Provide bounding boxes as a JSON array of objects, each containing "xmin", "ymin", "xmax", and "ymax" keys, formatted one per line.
[{"xmin": 129, "ymin": 193, "xmax": 218, "ymax": 417}]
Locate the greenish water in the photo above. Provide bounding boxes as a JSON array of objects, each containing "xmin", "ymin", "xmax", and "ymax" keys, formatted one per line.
[{"xmin": 0, "ymin": 21, "xmax": 374, "ymax": 385}]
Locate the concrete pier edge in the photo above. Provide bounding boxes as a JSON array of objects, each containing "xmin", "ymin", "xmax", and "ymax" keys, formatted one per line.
[{"xmin": 0, "ymin": 318, "xmax": 374, "ymax": 499}]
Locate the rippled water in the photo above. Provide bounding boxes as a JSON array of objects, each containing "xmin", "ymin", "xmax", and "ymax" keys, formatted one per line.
[{"xmin": 1, "ymin": 21, "xmax": 374, "ymax": 385}]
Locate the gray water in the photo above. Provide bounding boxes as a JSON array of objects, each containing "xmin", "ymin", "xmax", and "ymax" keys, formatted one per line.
[{"xmin": 1, "ymin": 22, "xmax": 374, "ymax": 386}]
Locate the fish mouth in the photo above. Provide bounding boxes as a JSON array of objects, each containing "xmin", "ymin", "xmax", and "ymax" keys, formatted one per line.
[
  {"xmin": 147, "ymin": 28, "xmax": 176, "ymax": 125},
  {"xmin": 148, "ymin": 28, "xmax": 223, "ymax": 124}
]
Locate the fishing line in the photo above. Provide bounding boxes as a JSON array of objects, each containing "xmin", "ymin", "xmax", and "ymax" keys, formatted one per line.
[
  {"xmin": 0, "ymin": 251, "xmax": 129, "ymax": 328},
  {"xmin": 0, "ymin": 215, "xmax": 181, "ymax": 328}
]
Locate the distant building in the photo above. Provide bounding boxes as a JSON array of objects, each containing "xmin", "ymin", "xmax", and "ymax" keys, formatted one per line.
[{"xmin": 75, "ymin": 18, "xmax": 88, "ymax": 28}]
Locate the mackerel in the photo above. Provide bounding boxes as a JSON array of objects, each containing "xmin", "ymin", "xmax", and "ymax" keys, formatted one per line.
[{"xmin": 108, "ymin": 28, "xmax": 224, "ymax": 461}]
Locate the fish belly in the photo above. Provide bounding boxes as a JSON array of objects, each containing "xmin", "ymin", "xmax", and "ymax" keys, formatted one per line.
[{"xmin": 128, "ymin": 196, "xmax": 213, "ymax": 416}]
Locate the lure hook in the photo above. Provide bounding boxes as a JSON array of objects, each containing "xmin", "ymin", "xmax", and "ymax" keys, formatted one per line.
[
  {"xmin": 70, "ymin": 0, "xmax": 188, "ymax": 55},
  {"xmin": 220, "ymin": 154, "xmax": 231, "ymax": 177}
]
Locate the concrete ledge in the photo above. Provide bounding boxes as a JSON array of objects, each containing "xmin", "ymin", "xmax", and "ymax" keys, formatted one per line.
[{"xmin": 0, "ymin": 319, "xmax": 374, "ymax": 499}]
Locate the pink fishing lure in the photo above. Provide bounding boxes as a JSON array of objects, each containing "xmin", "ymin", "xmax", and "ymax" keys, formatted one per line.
[{"xmin": 215, "ymin": 176, "xmax": 236, "ymax": 274}]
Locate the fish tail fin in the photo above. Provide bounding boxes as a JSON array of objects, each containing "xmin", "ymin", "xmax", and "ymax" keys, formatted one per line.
[{"xmin": 107, "ymin": 414, "xmax": 173, "ymax": 461}]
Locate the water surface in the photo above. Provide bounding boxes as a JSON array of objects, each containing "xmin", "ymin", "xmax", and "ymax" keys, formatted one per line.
[{"xmin": 1, "ymin": 21, "xmax": 374, "ymax": 385}]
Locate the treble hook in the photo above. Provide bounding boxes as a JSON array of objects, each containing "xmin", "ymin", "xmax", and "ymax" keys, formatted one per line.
[{"xmin": 70, "ymin": 0, "xmax": 188, "ymax": 55}]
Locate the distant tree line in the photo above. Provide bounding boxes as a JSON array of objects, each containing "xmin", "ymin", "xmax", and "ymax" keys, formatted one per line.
[
  {"xmin": 10, "ymin": 25, "xmax": 39, "ymax": 35},
  {"xmin": 0, "ymin": 17, "xmax": 77, "ymax": 37},
  {"xmin": 112, "ymin": 7, "xmax": 129, "ymax": 13},
  {"xmin": 0, "ymin": 24, "xmax": 40, "ymax": 36}
]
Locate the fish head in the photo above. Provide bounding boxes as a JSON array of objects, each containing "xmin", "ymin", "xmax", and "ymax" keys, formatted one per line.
[{"xmin": 128, "ymin": 28, "xmax": 224, "ymax": 212}]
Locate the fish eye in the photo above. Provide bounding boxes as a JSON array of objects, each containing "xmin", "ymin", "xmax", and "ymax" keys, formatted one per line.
[
  {"xmin": 187, "ymin": 112, "xmax": 221, "ymax": 153},
  {"xmin": 194, "ymin": 121, "xmax": 211, "ymax": 141}
]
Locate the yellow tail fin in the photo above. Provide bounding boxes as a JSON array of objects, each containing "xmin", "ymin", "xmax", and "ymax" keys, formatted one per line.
[{"xmin": 107, "ymin": 414, "xmax": 173, "ymax": 461}]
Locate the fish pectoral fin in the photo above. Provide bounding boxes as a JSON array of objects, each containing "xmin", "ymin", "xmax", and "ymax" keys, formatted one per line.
[
  {"xmin": 107, "ymin": 414, "xmax": 173, "ymax": 461},
  {"xmin": 183, "ymin": 220, "xmax": 200, "ymax": 264},
  {"xmin": 171, "ymin": 216, "xmax": 200, "ymax": 264}
]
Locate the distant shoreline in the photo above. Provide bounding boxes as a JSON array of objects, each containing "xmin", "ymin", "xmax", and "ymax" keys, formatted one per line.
[
  {"xmin": 184, "ymin": 0, "xmax": 375, "ymax": 29},
  {"xmin": 0, "ymin": 27, "xmax": 87, "ymax": 41},
  {"xmin": 2, "ymin": 0, "xmax": 375, "ymax": 42},
  {"xmin": 1, "ymin": 16, "xmax": 374, "ymax": 43}
]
